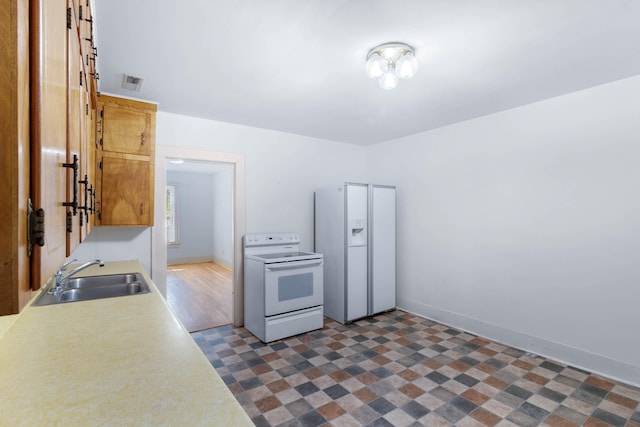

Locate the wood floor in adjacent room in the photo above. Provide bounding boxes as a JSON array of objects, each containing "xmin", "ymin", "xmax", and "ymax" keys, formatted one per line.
[{"xmin": 166, "ymin": 262, "xmax": 232, "ymax": 333}]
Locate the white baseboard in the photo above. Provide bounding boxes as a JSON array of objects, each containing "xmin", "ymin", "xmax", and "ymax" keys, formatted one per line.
[
  {"xmin": 398, "ymin": 299, "xmax": 640, "ymax": 388},
  {"xmin": 166, "ymin": 255, "xmax": 233, "ymax": 270},
  {"xmin": 212, "ymin": 255, "xmax": 232, "ymax": 270},
  {"xmin": 167, "ymin": 256, "xmax": 213, "ymax": 265}
]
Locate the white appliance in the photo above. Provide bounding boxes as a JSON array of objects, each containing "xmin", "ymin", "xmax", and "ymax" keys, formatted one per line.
[
  {"xmin": 244, "ymin": 232, "xmax": 324, "ymax": 342},
  {"xmin": 315, "ymin": 183, "xmax": 396, "ymax": 323}
]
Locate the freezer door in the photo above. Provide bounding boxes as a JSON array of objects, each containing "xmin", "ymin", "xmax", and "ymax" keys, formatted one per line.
[
  {"xmin": 370, "ymin": 185, "xmax": 396, "ymax": 314},
  {"xmin": 346, "ymin": 184, "xmax": 368, "ymax": 247},
  {"xmin": 347, "ymin": 245, "xmax": 368, "ymax": 320}
]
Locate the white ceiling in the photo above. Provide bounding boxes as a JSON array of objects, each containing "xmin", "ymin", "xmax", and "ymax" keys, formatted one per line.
[{"xmin": 94, "ymin": 1, "xmax": 640, "ymax": 145}]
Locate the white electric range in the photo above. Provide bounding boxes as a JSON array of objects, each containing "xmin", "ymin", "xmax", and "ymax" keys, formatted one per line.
[{"xmin": 244, "ymin": 232, "xmax": 324, "ymax": 342}]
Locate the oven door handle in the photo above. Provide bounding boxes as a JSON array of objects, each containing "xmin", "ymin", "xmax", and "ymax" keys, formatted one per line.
[{"xmin": 266, "ymin": 260, "xmax": 323, "ymax": 271}]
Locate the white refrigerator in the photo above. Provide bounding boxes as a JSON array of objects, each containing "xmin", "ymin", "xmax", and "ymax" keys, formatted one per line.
[{"xmin": 315, "ymin": 183, "xmax": 396, "ymax": 323}]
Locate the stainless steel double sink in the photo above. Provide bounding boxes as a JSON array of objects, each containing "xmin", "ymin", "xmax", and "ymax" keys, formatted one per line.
[{"xmin": 33, "ymin": 273, "xmax": 151, "ymax": 306}]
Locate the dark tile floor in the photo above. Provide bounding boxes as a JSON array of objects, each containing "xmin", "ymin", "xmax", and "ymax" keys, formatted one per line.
[{"xmin": 192, "ymin": 310, "xmax": 640, "ymax": 427}]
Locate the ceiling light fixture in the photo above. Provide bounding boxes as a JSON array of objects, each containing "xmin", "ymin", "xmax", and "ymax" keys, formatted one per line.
[{"xmin": 365, "ymin": 42, "xmax": 418, "ymax": 90}]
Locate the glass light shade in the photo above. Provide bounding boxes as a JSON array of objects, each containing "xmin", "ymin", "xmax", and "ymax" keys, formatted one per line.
[
  {"xmin": 381, "ymin": 47, "xmax": 401, "ymax": 62},
  {"xmin": 365, "ymin": 53, "xmax": 388, "ymax": 78},
  {"xmin": 395, "ymin": 52, "xmax": 418, "ymax": 79},
  {"xmin": 378, "ymin": 71, "xmax": 399, "ymax": 90}
]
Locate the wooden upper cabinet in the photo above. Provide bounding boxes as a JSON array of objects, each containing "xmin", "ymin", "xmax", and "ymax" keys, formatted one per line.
[
  {"xmin": 72, "ymin": 0, "xmax": 94, "ymax": 245},
  {"xmin": 0, "ymin": 0, "xmax": 31, "ymax": 314},
  {"xmin": 78, "ymin": 0, "xmax": 92, "ymax": 63},
  {"xmin": 80, "ymin": 86, "xmax": 93, "ymax": 239},
  {"xmin": 30, "ymin": 0, "xmax": 72, "ymax": 290},
  {"xmin": 66, "ymin": 1, "xmax": 82, "ymax": 256},
  {"xmin": 0, "ymin": 0, "xmax": 98, "ymax": 314},
  {"xmin": 96, "ymin": 95, "xmax": 156, "ymax": 227},
  {"xmin": 100, "ymin": 157, "xmax": 152, "ymax": 225},
  {"xmin": 30, "ymin": 0, "xmax": 98, "ymax": 291},
  {"xmin": 77, "ymin": 0, "xmax": 98, "ymax": 109},
  {"xmin": 102, "ymin": 103, "xmax": 153, "ymax": 156}
]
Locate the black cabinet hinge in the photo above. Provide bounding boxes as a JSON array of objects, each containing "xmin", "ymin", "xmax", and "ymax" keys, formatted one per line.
[
  {"xmin": 80, "ymin": 70, "xmax": 83, "ymax": 86},
  {"xmin": 66, "ymin": 212, "xmax": 73, "ymax": 233},
  {"xmin": 99, "ymin": 160, "xmax": 102, "ymax": 169},
  {"xmin": 67, "ymin": 7, "xmax": 72, "ymax": 29},
  {"xmin": 86, "ymin": 103, "xmax": 89, "ymax": 115},
  {"xmin": 27, "ymin": 198, "xmax": 45, "ymax": 257},
  {"xmin": 79, "ymin": 5, "xmax": 83, "ymax": 20}
]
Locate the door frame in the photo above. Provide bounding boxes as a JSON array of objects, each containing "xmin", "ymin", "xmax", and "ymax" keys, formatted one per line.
[{"xmin": 152, "ymin": 145, "xmax": 246, "ymax": 327}]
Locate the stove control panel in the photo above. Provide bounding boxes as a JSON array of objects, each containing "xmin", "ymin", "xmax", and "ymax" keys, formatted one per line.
[{"xmin": 244, "ymin": 233, "xmax": 300, "ymax": 247}]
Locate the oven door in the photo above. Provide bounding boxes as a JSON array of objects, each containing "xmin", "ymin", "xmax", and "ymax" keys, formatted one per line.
[{"xmin": 264, "ymin": 258, "xmax": 323, "ymax": 316}]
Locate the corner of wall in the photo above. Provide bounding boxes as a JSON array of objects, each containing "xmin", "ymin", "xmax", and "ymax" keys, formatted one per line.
[{"xmin": 399, "ymin": 299, "xmax": 640, "ymax": 388}]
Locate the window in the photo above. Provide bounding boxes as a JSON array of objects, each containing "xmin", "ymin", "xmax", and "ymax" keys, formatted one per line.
[{"xmin": 166, "ymin": 185, "xmax": 179, "ymax": 246}]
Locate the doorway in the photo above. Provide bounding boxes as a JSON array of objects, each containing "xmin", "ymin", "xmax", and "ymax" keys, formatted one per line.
[
  {"xmin": 165, "ymin": 160, "xmax": 233, "ymax": 331},
  {"xmin": 152, "ymin": 146, "xmax": 246, "ymax": 328},
  {"xmin": 166, "ymin": 262, "xmax": 232, "ymax": 331}
]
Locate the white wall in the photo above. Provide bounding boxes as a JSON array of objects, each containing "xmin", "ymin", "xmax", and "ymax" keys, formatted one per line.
[
  {"xmin": 70, "ymin": 227, "xmax": 152, "ymax": 274},
  {"xmin": 166, "ymin": 170, "xmax": 215, "ymax": 264},
  {"xmin": 211, "ymin": 167, "xmax": 233, "ymax": 268},
  {"xmin": 368, "ymin": 75, "xmax": 640, "ymax": 386},
  {"xmin": 77, "ymin": 113, "xmax": 367, "ymax": 277},
  {"xmin": 156, "ymin": 112, "xmax": 368, "ymax": 251}
]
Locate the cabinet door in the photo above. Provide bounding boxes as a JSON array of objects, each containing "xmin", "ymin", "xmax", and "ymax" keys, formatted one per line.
[
  {"xmin": 30, "ymin": 0, "xmax": 69, "ymax": 289},
  {"xmin": 0, "ymin": 0, "xmax": 31, "ymax": 314},
  {"xmin": 100, "ymin": 156, "xmax": 151, "ymax": 225},
  {"xmin": 80, "ymin": 86, "xmax": 92, "ymax": 238},
  {"xmin": 66, "ymin": 1, "xmax": 82, "ymax": 255},
  {"xmin": 102, "ymin": 104, "xmax": 152, "ymax": 156},
  {"xmin": 79, "ymin": 0, "xmax": 91, "ymax": 66},
  {"xmin": 77, "ymin": 0, "xmax": 92, "ymax": 239}
]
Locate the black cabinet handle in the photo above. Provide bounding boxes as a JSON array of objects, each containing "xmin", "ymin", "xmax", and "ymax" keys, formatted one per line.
[
  {"xmin": 63, "ymin": 154, "xmax": 79, "ymax": 216},
  {"xmin": 78, "ymin": 174, "xmax": 90, "ymax": 224},
  {"xmin": 91, "ymin": 185, "xmax": 96, "ymax": 214}
]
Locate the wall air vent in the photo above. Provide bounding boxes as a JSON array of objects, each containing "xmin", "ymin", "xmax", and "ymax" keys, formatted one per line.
[{"xmin": 121, "ymin": 74, "xmax": 144, "ymax": 91}]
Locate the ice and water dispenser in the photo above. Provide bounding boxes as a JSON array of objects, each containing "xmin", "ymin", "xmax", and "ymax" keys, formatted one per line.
[{"xmin": 349, "ymin": 218, "xmax": 367, "ymax": 247}]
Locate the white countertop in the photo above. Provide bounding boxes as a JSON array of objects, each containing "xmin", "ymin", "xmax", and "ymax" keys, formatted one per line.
[{"xmin": 0, "ymin": 260, "xmax": 253, "ymax": 426}]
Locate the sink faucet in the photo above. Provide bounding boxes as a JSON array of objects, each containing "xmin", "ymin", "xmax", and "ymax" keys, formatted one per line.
[{"xmin": 50, "ymin": 259, "xmax": 105, "ymax": 296}]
